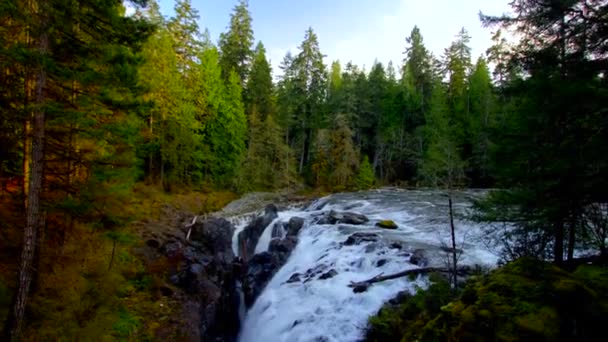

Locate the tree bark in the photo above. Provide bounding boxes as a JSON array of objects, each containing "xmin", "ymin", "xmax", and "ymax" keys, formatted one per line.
[
  {"xmin": 8, "ymin": 3, "xmax": 48, "ymax": 338},
  {"xmin": 348, "ymin": 267, "xmax": 446, "ymax": 292}
]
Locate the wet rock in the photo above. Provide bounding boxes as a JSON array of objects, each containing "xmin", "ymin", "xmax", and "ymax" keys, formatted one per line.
[
  {"xmin": 319, "ymin": 269, "xmax": 338, "ymax": 280},
  {"xmin": 269, "ymin": 236, "xmax": 298, "ymax": 255},
  {"xmin": 286, "ymin": 273, "xmax": 301, "ymax": 283},
  {"xmin": 317, "ymin": 210, "xmax": 369, "ymax": 225},
  {"xmin": 271, "ymin": 222, "xmax": 285, "ymax": 239},
  {"xmin": 238, "ymin": 204, "xmax": 279, "ymax": 259},
  {"xmin": 376, "ymin": 220, "xmax": 398, "ymax": 229},
  {"xmin": 376, "ymin": 259, "xmax": 388, "ymax": 267},
  {"xmin": 243, "ymin": 236, "xmax": 298, "ymax": 307},
  {"xmin": 409, "ymin": 249, "xmax": 428, "ymax": 266},
  {"xmin": 343, "ymin": 232, "xmax": 379, "ymax": 246},
  {"xmin": 341, "ymin": 212, "xmax": 369, "ymax": 225},
  {"xmin": 390, "ymin": 242, "xmax": 403, "ymax": 250},
  {"xmin": 287, "ymin": 217, "xmax": 305, "ymax": 236},
  {"xmin": 165, "ymin": 217, "xmax": 240, "ymax": 342}
]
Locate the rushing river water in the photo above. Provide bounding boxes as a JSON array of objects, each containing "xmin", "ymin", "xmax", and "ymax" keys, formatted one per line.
[{"xmin": 232, "ymin": 189, "xmax": 499, "ymax": 342}]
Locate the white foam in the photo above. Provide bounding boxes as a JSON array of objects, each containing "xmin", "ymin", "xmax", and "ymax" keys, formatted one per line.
[{"xmin": 237, "ymin": 189, "xmax": 499, "ymax": 341}]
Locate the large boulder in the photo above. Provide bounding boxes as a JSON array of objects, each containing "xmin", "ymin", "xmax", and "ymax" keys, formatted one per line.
[
  {"xmin": 343, "ymin": 232, "xmax": 379, "ymax": 246},
  {"xmin": 317, "ymin": 210, "xmax": 369, "ymax": 225},
  {"xmin": 189, "ymin": 217, "xmax": 235, "ymax": 264},
  {"xmin": 376, "ymin": 220, "xmax": 398, "ymax": 229},
  {"xmin": 243, "ymin": 236, "xmax": 298, "ymax": 307},
  {"xmin": 158, "ymin": 217, "xmax": 241, "ymax": 342},
  {"xmin": 287, "ymin": 217, "xmax": 305, "ymax": 236},
  {"xmin": 238, "ymin": 204, "xmax": 279, "ymax": 259}
]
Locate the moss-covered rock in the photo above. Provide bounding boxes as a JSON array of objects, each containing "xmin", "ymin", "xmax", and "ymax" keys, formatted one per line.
[
  {"xmin": 366, "ymin": 258, "xmax": 608, "ymax": 342},
  {"xmin": 376, "ymin": 220, "xmax": 398, "ymax": 229}
]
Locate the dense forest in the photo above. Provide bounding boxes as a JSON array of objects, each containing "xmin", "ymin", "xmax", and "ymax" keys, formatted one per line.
[{"xmin": 1, "ymin": 0, "xmax": 607, "ymax": 340}]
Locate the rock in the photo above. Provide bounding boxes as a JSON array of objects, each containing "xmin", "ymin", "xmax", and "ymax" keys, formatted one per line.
[
  {"xmin": 317, "ymin": 210, "xmax": 369, "ymax": 225},
  {"xmin": 162, "ymin": 241, "xmax": 183, "ymax": 259},
  {"xmin": 269, "ymin": 236, "xmax": 298, "ymax": 255},
  {"xmin": 410, "ymin": 249, "xmax": 428, "ymax": 266},
  {"xmin": 167, "ymin": 217, "xmax": 240, "ymax": 341},
  {"xmin": 271, "ymin": 222, "xmax": 285, "ymax": 239},
  {"xmin": 287, "ymin": 217, "xmax": 305, "ymax": 236},
  {"xmin": 319, "ymin": 269, "xmax": 338, "ymax": 280},
  {"xmin": 146, "ymin": 239, "xmax": 160, "ymax": 248},
  {"xmin": 243, "ymin": 236, "xmax": 298, "ymax": 307},
  {"xmin": 376, "ymin": 259, "xmax": 388, "ymax": 267},
  {"xmin": 189, "ymin": 218, "xmax": 235, "ymax": 264},
  {"xmin": 340, "ymin": 212, "xmax": 369, "ymax": 225},
  {"xmin": 238, "ymin": 204, "xmax": 279, "ymax": 259},
  {"xmin": 286, "ymin": 273, "xmax": 301, "ymax": 283},
  {"xmin": 376, "ymin": 220, "xmax": 398, "ymax": 229},
  {"xmin": 390, "ymin": 242, "xmax": 403, "ymax": 250},
  {"xmin": 344, "ymin": 232, "xmax": 379, "ymax": 246}
]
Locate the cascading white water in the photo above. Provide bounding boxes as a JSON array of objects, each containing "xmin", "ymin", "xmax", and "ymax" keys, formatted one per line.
[{"xmin": 235, "ymin": 189, "xmax": 499, "ymax": 342}]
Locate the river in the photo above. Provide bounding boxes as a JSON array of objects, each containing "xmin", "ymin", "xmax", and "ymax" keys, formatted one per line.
[{"xmin": 231, "ymin": 188, "xmax": 499, "ymax": 342}]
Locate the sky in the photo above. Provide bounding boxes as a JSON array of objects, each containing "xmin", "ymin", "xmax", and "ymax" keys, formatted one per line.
[{"xmin": 152, "ymin": 0, "xmax": 513, "ymax": 74}]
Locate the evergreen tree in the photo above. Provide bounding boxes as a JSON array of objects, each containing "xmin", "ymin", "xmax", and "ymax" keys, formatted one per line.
[
  {"xmin": 244, "ymin": 41, "xmax": 273, "ymax": 121},
  {"xmin": 443, "ymin": 28, "xmax": 472, "ymax": 158},
  {"xmin": 476, "ymin": 0, "xmax": 608, "ymax": 264},
  {"xmin": 168, "ymin": 0, "xmax": 202, "ymax": 79},
  {"xmin": 218, "ymin": 0, "xmax": 254, "ymax": 84},
  {"xmin": 0, "ymin": 0, "xmax": 152, "ymax": 338},
  {"xmin": 355, "ymin": 155, "xmax": 375, "ymax": 190},
  {"xmin": 468, "ymin": 57, "xmax": 495, "ymax": 186},
  {"xmin": 291, "ymin": 27, "xmax": 328, "ymax": 174}
]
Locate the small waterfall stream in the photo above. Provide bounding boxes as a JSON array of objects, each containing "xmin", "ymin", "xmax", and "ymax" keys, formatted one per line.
[{"xmin": 231, "ymin": 189, "xmax": 499, "ymax": 342}]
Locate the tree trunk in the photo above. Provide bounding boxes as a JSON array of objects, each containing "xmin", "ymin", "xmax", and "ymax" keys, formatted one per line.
[
  {"xmin": 448, "ymin": 195, "xmax": 457, "ymax": 289},
  {"xmin": 567, "ymin": 215, "xmax": 576, "ymax": 262},
  {"xmin": 8, "ymin": 16, "xmax": 48, "ymax": 339},
  {"xmin": 554, "ymin": 220, "xmax": 565, "ymax": 265}
]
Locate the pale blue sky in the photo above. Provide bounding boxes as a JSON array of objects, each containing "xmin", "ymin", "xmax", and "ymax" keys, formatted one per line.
[{"xmin": 153, "ymin": 0, "xmax": 512, "ymax": 74}]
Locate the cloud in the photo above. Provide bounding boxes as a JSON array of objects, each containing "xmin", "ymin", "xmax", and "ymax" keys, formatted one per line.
[{"xmin": 324, "ymin": 0, "xmax": 513, "ymax": 72}]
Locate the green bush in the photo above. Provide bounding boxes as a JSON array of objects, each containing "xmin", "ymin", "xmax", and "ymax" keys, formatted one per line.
[{"xmin": 366, "ymin": 259, "xmax": 608, "ymax": 342}]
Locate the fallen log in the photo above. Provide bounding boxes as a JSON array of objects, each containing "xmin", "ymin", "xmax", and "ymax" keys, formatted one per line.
[{"xmin": 348, "ymin": 267, "xmax": 447, "ymax": 293}]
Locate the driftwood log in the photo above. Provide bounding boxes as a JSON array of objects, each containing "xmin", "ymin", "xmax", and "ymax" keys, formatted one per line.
[{"xmin": 348, "ymin": 267, "xmax": 448, "ymax": 293}]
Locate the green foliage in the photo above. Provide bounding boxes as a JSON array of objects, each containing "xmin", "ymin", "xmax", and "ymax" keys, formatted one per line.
[
  {"xmin": 366, "ymin": 273, "xmax": 453, "ymax": 342},
  {"xmin": 367, "ymin": 259, "xmax": 608, "ymax": 342},
  {"xmin": 112, "ymin": 308, "xmax": 142, "ymax": 338},
  {"xmin": 219, "ymin": 0, "xmax": 254, "ymax": 83},
  {"xmin": 355, "ymin": 155, "xmax": 375, "ymax": 190}
]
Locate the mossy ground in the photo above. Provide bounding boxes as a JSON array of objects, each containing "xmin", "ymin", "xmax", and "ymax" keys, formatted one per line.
[
  {"xmin": 0, "ymin": 183, "xmax": 236, "ymax": 340},
  {"xmin": 366, "ymin": 258, "xmax": 608, "ymax": 342}
]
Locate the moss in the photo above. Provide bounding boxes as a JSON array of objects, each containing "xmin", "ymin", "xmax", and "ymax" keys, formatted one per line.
[
  {"xmin": 366, "ymin": 258, "xmax": 608, "ymax": 342},
  {"xmin": 376, "ymin": 220, "xmax": 398, "ymax": 229}
]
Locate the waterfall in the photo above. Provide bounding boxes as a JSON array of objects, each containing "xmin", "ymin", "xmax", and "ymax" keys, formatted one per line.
[{"xmin": 233, "ymin": 189, "xmax": 498, "ymax": 342}]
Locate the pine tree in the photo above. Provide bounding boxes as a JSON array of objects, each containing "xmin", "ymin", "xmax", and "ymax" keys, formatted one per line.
[
  {"xmin": 443, "ymin": 28, "xmax": 472, "ymax": 158},
  {"xmin": 218, "ymin": 0, "xmax": 254, "ymax": 84},
  {"xmin": 355, "ymin": 155, "xmax": 375, "ymax": 190},
  {"xmin": 468, "ymin": 57, "xmax": 494, "ymax": 186},
  {"xmin": 168, "ymin": 0, "xmax": 203, "ymax": 80},
  {"xmin": 1, "ymin": 0, "xmax": 152, "ymax": 338},
  {"xmin": 476, "ymin": 0, "xmax": 608, "ymax": 264},
  {"xmin": 290, "ymin": 27, "xmax": 327, "ymax": 174},
  {"xmin": 244, "ymin": 42, "xmax": 273, "ymax": 122}
]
